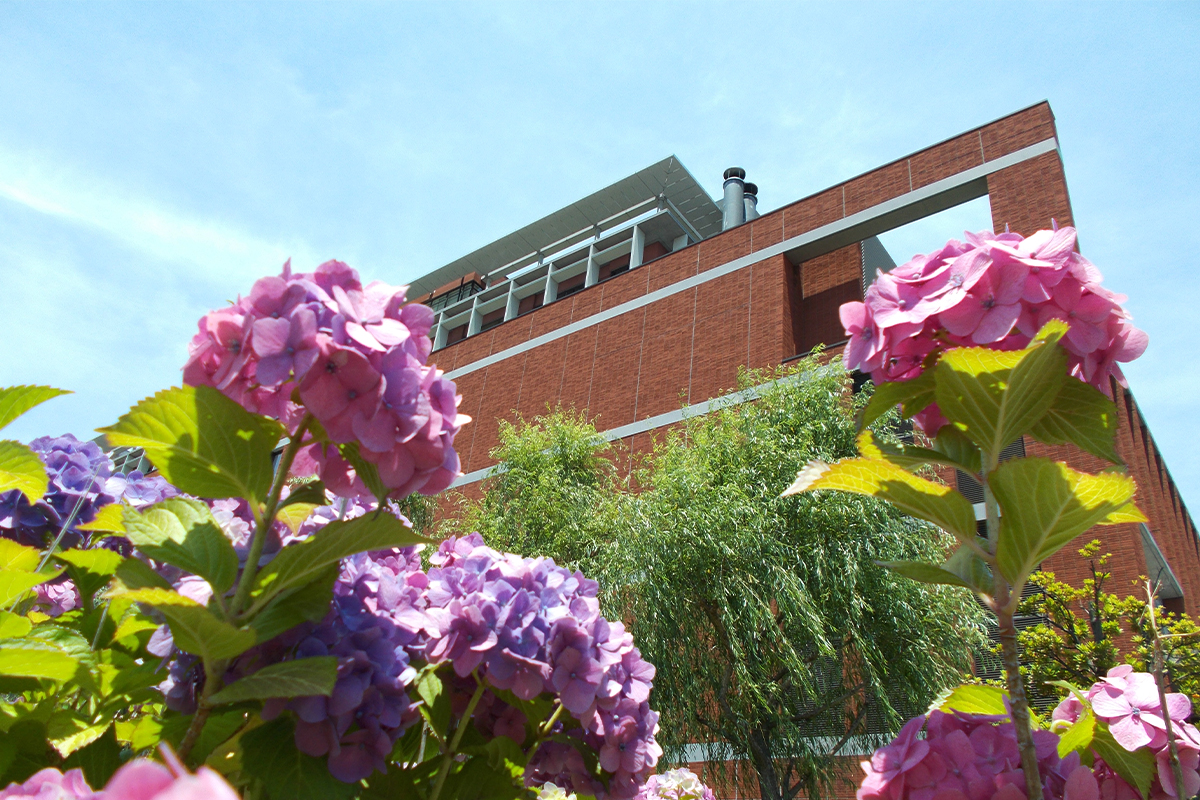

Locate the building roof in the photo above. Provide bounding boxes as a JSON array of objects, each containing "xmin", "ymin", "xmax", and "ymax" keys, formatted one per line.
[{"xmin": 406, "ymin": 156, "xmax": 722, "ymax": 298}]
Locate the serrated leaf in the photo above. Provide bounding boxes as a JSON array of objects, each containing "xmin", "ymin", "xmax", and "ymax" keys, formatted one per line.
[
  {"xmin": 879, "ymin": 560, "xmax": 973, "ymax": 589},
  {"xmin": 0, "ymin": 612, "xmax": 32, "ymax": 638},
  {"xmin": 278, "ymin": 480, "xmax": 328, "ymax": 511},
  {"xmin": 935, "ymin": 320, "xmax": 1069, "ymax": 460},
  {"xmin": 416, "ymin": 668, "xmax": 450, "ymax": 735},
  {"xmin": 0, "ymin": 386, "xmax": 71, "ymax": 432},
  {"xmin": 0, "ymin": 638, "xmax": 79, "ymax": 681},
  {"xmin": 98, "ymin": 385, "xmax": 283, "ymax": 504},
  {"xmin": 76, "ymin": 504, "xmax": 126, "ymax": 534},
  {"xmin": 121, "ymin": 499, "xmax": 239, "ymax": 593},
  {"xmin": 240, "ymin": 716, "xmax": 358, "ymax": 800},
  {"xmin": 881, "ymin": 544, "xmax": 993, "ymax": 595},
  {"xmin": 47, "ymin": 714, "xmax": 110, "ymax": 758},
  {"xmin": 859, "ymin": 370, "xmax": 936, "ymax": 430},
  {"xmin": 248, "ymin": 511, "xmax": 427, "ymax": 612},
  {"xmin": 248, "ymin": 566, "xmax": 336, "ymax": 643},
  {"xmin": 783, "ymin": 458, "xmax": 977, "ymax": 542},
  {"xmin": 114, "ymin": 558, "xmax": 173, "ymax": 591},
  {"xmin": 1103, "ymin": 502, "xmax": 1148, "ymax": 525},
  {"xmin": 274, "ymin": 504, "xmax": 318, "ymax": 535},
  {"xmin": 0, "ymin": 568, "xmax": 63, "ymax": 607},
  {"xmin": 1092, "ymin": 726, "xmax": 1155, "ymax": 800},
  {"xmin": 0, "ymin": 540, "xmax": 40, "ymax": 572},
  {"xmin": 62, "ymin": 725, "xmax": 121, "ymax": 787},
  {"xmin": 933, "ymin": 427, "xmax": 983, "ymax": 475},
  {"xmin": 0, "ymin": 441, "xmax": 49, "ymax": 504},
  {"xmin": 992, "ymin": 458, "xmax": 1140, "ymax": 586},
  {"xmin": 208, "ymin": 657, "xmax": 337, "ymax": 705},
  {"xmin": 857, "ymin": 430, "xmax": 977, "ymax": 473},
  {"xmin": 1029, "ymin": 378, "xmax": 1121, "ymax": 464},
  {"xmin": 117, "ymin": 588, "xmax": 255, "ymax": 662},
  {"xmin": 56, "ymin": 549, "xmax": 123, "ymax": 600},
  {"xmin": 934, "ymin": 683, "xmax": 1008, "ymax": 716},
  {"xmin": 336, "ymin": 442, "xmax": 389, "ymax": 505},
  {"xmin": 1058, "ymin": 711, "xmax": 1095, "ymax": 759}
]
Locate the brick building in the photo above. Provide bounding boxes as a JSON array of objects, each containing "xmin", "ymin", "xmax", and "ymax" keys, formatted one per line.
[{"xmin": 411, "ymin": 102, "xmax": 1196, "ymax": 618}]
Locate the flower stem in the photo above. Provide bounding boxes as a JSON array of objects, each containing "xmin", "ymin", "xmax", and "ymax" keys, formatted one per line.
[
  {"xmin": 177, "ymin": 657, "xmax": 225, "ymax": 763},
  {"xmin": 985, "ymin": 478, "xmax": 1044, "ymax": 800},
  {"xmin": 429, "ymin": 673, "xmax": 487, "ymax": 800},
  {"xmin": 230, "ymin": 414, "xmax": 312, "ymax": 619},
  {"xmin": 1146, "ymin": 582, "xmax": 1187, "ymax": 799}
]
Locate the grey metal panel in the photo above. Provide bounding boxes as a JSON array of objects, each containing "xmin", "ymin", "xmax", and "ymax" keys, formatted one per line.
[{"xmin": 407, "ymin": 157, "xmax": 722, "ymax": 298}]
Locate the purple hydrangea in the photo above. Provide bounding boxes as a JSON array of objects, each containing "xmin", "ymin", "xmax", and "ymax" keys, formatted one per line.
[
  {"xmin": 0, "ymin": 434, "xmax": 116, "ymax": 548},
  {"xmin": 633, "ymin": 768, "xmax": 716, "ymax": 800},
  {"xmin": 105, "ymin": 470, "xmax": 179, "ymax": 509}
]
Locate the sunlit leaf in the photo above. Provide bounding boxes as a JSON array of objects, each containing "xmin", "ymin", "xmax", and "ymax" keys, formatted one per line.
[
  {"xmin": 0, "ymin": 440, "xmax": 50, "ymax": 505},
  {"xmin": 1092, "ymin": 726, "xmax": 1155, "ymax": 800},
  {"xmin": 77, "ymin": 504, "xmax": 127, "ymax": 534},
  {"xmin": 1057, "ymin": 711, "xmax": 1095, "ymax": 759},
  {"xmin": 0, "ymin": 386, "xmax": 71, "ymax": 432},
  {"xmin": 0, "ymin": 568, "xmax": 64, "ymax": 607},
  {"xmin": 0, "ymin": 540, "xmax": 40, "ymax": 572},
  {"xmin": 932, "ymin": 683, "xmax": 1008, "ymax": 716},
  {"xmin": 857, "ymin": 430, "xmax": 977, "ymax": 473},
  {"xmin": 121, "ymin": 499, "xmax": 239, "ymax": 593},
  {"xmin": 0, "ymin": 638, "xmax": 79, "ymax": 681},
  {"xmin": 0, "ymin": 611, "xmax": 32, "ymax": 639}
]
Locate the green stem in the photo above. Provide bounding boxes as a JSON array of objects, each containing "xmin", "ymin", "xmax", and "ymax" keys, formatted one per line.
[
  {"xmin": 429, "ymin": 674, "xmax": 487, "ymax": 800},
  {"xmin": 176, "ymin": 656, "xmax": 226, "ymax": 763},
  {"xmin": 985, "ymin": 477, "xmax": 1044, "ymax": 800},
  {"xmin": 230, "ymin": 415, "xmax": 313, "ymax": 618},
  {"xmin": 1146, "ymin": 583, "xmax": 1187, "ymax": 800}
]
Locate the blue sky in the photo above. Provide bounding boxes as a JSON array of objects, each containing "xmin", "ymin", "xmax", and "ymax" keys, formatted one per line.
[{"xmin": 1, "ymin": 2, "xmax": 1197, "ymax": 511}]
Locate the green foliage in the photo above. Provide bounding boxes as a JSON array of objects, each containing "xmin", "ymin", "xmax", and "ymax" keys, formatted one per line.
[
  {"xmin": 932, "ymin": 684, "xmax": 1008, "ymax": 716},
  {"xmin": 207, "ymin": 658, "xmax": 338, "ymax": 705},
  {"xmin": 115, "ymin": 588, "xmax": 256, "ymax": 661},
  {"xmin": 0, "ymin": 441, "xmax": 51, "ymax": 505},
  {"xmin": 240, "ymin": 717, "xmax": 359, "ymax": 800},
  {"xmin": 457, "ymin": 359, "xmax": 981, "ymax": 800},
  {"xmin": 122, "ymin": 499, "xmax": 240, "ymax": 595},
  {"xmin": 98, "ymin": 385, "xmax": 284, "ymax": 504},
  {"xmin": 0, "ymin": 386, "xmax": 72, "ymax": 432}
]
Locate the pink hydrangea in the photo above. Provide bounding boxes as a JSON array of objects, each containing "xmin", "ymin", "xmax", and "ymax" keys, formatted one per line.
[
  {"xmin": 1052, "ymin": 666, "xmax": 1200, "ymax": 800},
  {"xmin": 0, "ymin": 752, "xmax": 239, "ymax": 800},
  {"xmin": 633, "ymin": 768, "xmax": 716, "ymax": 800},
  {"xmin": 0, "ymin": 768, "xmax": 97, "ymax": 800},
  {"xmin": 840, "ymin": 226, "xmax": 1147, "ymax": 435},
  {"xmin": 183, "ymin": 259, "xmax": 469, "ymax": 499},
  {"xmin": 857, "ymin": 709, "xmax": 1097, "ymax": 800}
]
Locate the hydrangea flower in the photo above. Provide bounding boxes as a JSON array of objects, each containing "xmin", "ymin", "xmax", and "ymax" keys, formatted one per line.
[
  {"xmin": 840, "ymin": 227, "xmax": 1147, "ymax": 435},
  {"xmin": 0, "ymin": 768, "xmax": 97, "ymax": 800},
  {"xmin": 857, "ymin": 709, "xmax": 1096, "ymax": 800},
  {"xmin": 634, "ymin": 768, "xmax": 716, "ymax": 800},
  {"xmin": 183, "ymin": 259, "xmax": 469, "ymax": 499},
  {"xmin": 0, "ymin": 434, "xmax": 116, "ymax": 548},
  {"xmin": 0, "ymin": 751, "xmax": 239, "ymax": 800}
]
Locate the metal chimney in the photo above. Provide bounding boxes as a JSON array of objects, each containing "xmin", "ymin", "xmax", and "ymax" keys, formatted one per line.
[
  {"xmin": 721, "ymin": 167, "xmax": 746, "ymax": 231},
  {"xmin": 743, "ymin": 182, "xmax": 760, "ymax": 221}
]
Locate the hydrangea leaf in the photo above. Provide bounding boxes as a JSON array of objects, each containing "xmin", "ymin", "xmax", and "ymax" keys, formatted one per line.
[
  {"xmin": 1029, "ymin": 378, "xmax": 1121, "ymax": 464},
  {"xmin": 76, "ymin": 504, "xmax": 126, "ymax": 534},
  {"xmin": 992, "ymin": 458, "xmax": 1140, "ymax": 587},
  {"xmin": 857, "ymin": 430, "xmax": 977, "ymax": 474},
  {"xmin": 0, "ymin": 441, "xmax": 49, "ymax": 504},
  {"xmin": 240, "ymin": 716, "xmax": 358, "ymax": 800},
  {"xmin": 248, "ymin": 511, "xmax": 428, "ymax": 612},
  {"xmin": 113, "ymin": 557, "xmax": 173, "ymax": 591},
  {"xmin": 277, "ymin": 480, "xmax": 328, "ymax": 511},
  {"xmin": 1092, "ymin": 725, "xmax": 1155, "ymax": 800},
  {"xmin": 935, "ymin": 319, "xmax": 1069, "ymax": 461},
  {"xmin": 0, "ymin": 386, "xmax": 71, "ymax": 432},
  {"xmin": 208, "ymin": 657, "xmax": 337, "ymax": 705},
  {"xmin": 55, "ymin": 549, "xmax": 123, "ymax": 601},
  {"xmin": 275, "ymin": 503, "xmax": 318, "ymax": 535},
  {"xmin": 47, "ymin": 713, "xmax": 111, "ymax": 758},
  {"xmin": 1057, "ymin": 711, "xmax": 1096, "ymax": 760},
  {"xmin": 0, "ymin": 611, "xmax": 32, "ymax": 639},
  {"xmin": 881, "ymin": 545, "xmax": 993, "ymax": 595},
  {"xmin": 783, "ymin": 458, "xmax": 977, "ymax": 542},
  {"xmin": 859, "ymin": 370, "xmax": 936, "ymax": 430},
  {"xmin": 933, "ymin": 427, "xmax": 983, "ymax": 475},
  {"xmin": 878, "ymin": 560, "xmax": 973, "ymax": 589},
  {"xmin": 416, "ymin": 667, "xmax": 450, "ymax": 735},
  {"xmin": 0, "ymin": 540, "xmax": 40, "ymax": 572},
  {"xmin": 0, "ymin": 568, "xmax": 64, "ymax": 607},
  {"xmin": 930, "ymin": 683, "xmax": 1007, "ymax": 716},
  {"xmin": 0, "ymin": 638, "xmax": 79, "ymax": 682},
  {"xmin": 98, "ymin": 385, "xmax": 284, "ymax": 504},
  {"xmin": 117, "ymin": 588, "xmax": 255, "ymax": 662},
  {"xmin": 61, "ymin": 725, "xmax": 121, "ymax": 788},
  {"xmin": 247, "ymin": 566, "xmax": 337, "ymax": 643},
  {"xmin": 336, "ymin": 442, "xmax": 389, "ymax": 505},
  {"xmin": 121, "ymin": 499, "xmax": 239, "ymax": 594}
]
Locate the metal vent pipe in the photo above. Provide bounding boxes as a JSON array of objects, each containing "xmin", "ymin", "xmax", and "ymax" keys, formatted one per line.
[
  {"xmin": 743, "ymin": 182, "xmax": 759, "ymax": 221},
  {"xmin": 722, "ymin": 167, "xmax": 746, "ymax": 231}
]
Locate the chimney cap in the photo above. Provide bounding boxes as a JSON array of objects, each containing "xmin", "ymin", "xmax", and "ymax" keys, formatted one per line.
[
  {"xmin": 723, "ymin": 167, "xmax": 746, "ymax": 181},
  {"xmin": 743, "ymin": 182, "xmax": 758, "ymax": 196}
]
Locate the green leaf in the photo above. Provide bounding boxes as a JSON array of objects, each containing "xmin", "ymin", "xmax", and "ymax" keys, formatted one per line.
[
  {"xmin": 360, "ymin": 758, "xmax": 439, "ymax": 800},
  {"xmin": 932, "ymin": 683, "xmax": 1008, "ymax": 716},
  {"xmin": 117, "ymin": 588, "xmax": 256, "ymax": 662},
  {"xmin": 249, "ymin": 511, "xmax": 427, "ymax": 612},
  {"xmin": 336, "ymin": 442, "xmax": 389, "ymax": 505},
  {"xmin": 0, "ymin": 386, "xmax": 71, "ymax": 432},
  {"xmin": 881, "ymin": 545, "xmax": 993, "ymax": 595},
  {"xmin": 857, "ymin": 430, "xmax": 977, "ymax": 474},
  {"xmin": 114, "ymin": 557, "xmax": 173, "ymax": 591},
  {"xmin": 1092, "ymin": 726, "xmax": 1155, "ymax": 800},
  {"xmin": 1029, "ymin": 378, "xmax": 1122, "ymax": 464},
  {"xmin": 1057, "ymin": 711, "xmax": 1095, "ymax": 759},
  {"xmin": 56, "ymin": 549, "xmax": 123, "ymax": 600},
  {"xmin": 98, "ymin": 385, "xmax": 284, "ymax": 504},
  {"xmin": 0, "ymin": 638, "xmax": 79, "ymax": 681},
  {"xmin": 0, "ymin": 441, "xmax": 49, "ymax": 504},
  {"xmin": 0, "ymin": 540, "xmax": 40, "ymax": 572},
  {"xmin": 278, "ymin": 480, "xmax": 328, "ymax": 510},
  {"xmin": 933, "ymin": 427, "xmax": 983, "ymax": 475},
  {"xmin": 62, "ymin": 725, "xmax": 121, "ymax": 787},
  {"xmin": 440, "ymin": 755, "xmax": 526, "ymax": 800},
  {"xmin": 76, "ymin": 504, "xmax": 126, "ymax": 534},
  {"xmin": 416, "ymin": 667, "xmax": 450, "ymax": 736},
  {"xmin": 992, "ymin": 458, "xmax": 1141, "ymax": 586},
  {"xmin": 859, "ymin": 370, "xmax": 936, "ymax": 430},
  {"xmin": 248, "ymin": 567, "xmax": 337, "ymax": 643},
  {"xmin": 240, "ymin": 716, "xmax": 358, "ymax": 800},
  {"xmin": 783, "ymin": 457, "xmax": 977, "ymax": 542},
  {"xmin": 935, "ymin": 319, "xmax": 1068, "ymax": 460},
  {"xmin": 879, "ymin": 560, "xmax": 973, "ymax": 589},
  {"xmin": 121, "ymin": 499, "xmax": 239, "ymax": 593},
  {"xmin": 0, "ymin": 612, "xmax": 32, "ymax": 639},
  {"xmin": 0, "ymin": 568, "xmax": 63, "ymax": 607},
  {"xmin": 47, "ymin": 714, "xmax": 110, "ymax": 758},
  {"xmin": 208, "ymin": 657, "xmax": 337, "ymax": 705}
]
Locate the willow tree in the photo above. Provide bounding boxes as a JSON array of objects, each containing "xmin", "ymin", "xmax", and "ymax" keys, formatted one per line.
[{"xmin": 450, "ymin": 356, "xmax": 983, "ymax": 800}]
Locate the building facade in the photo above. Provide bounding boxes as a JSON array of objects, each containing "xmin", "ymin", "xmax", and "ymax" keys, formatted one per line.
[{"xmin": 412, "ymin": 101, "xmax": 1197, "ymax": 618}]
